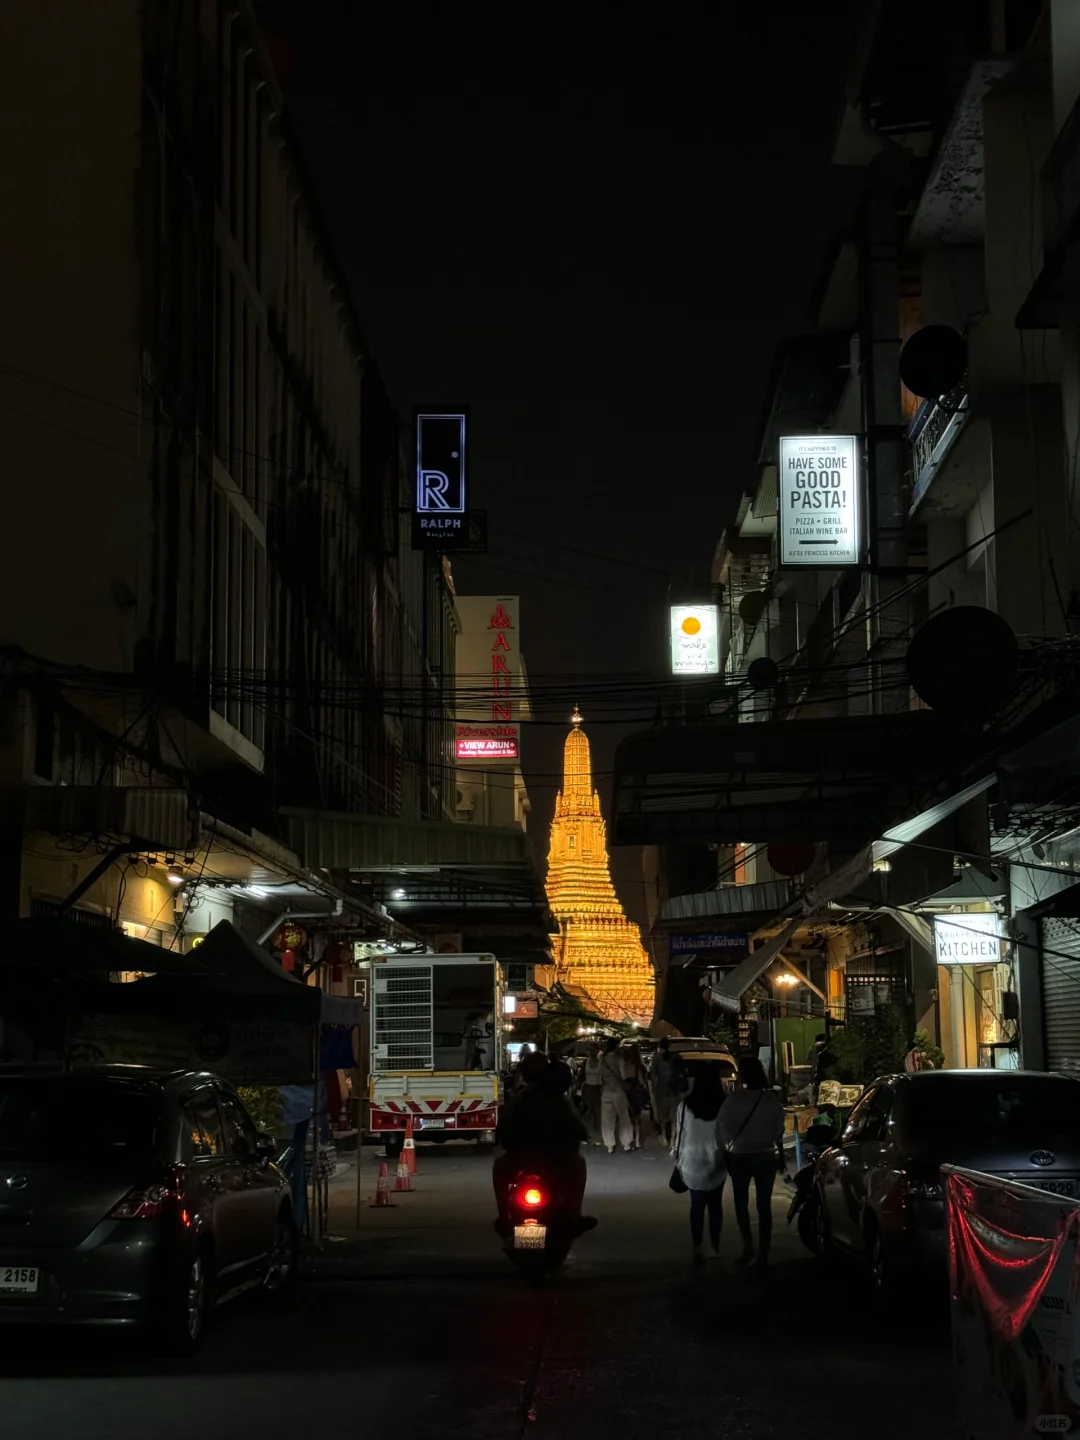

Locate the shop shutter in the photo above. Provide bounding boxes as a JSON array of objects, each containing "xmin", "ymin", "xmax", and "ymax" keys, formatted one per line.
[{"xmin": 1041, "ymin": 918, "xmax": 1080, "ymax": 1073}]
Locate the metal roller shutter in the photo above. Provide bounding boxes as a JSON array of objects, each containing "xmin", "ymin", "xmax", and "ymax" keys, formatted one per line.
[{"xmin": 1041, "ymin": 917, "xmax": 1080, "ymax": 1073}]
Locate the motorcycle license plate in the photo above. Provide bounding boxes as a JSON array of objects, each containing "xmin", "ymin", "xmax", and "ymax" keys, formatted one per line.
[{"xmin": 513, "ymin": 1224, "xmax": 547, "ymax": 1250}]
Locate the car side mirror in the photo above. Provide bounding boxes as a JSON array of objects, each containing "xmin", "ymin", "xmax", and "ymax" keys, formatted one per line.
[{"xmin": 254, "ymin": 1133, "xmax": 275, "ymax": 1163}]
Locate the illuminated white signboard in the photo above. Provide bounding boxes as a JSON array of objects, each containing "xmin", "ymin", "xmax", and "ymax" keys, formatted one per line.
[
  {"xmin": 933, "ymin": 912, "xmax": 1004, "ymax": 966},
  {"xmin": 670, "ymin": 605, "xmax": 720, "ymax": 675},
  {"xmin": 778, "ymin": 434, "xmax": 861, "ymax": 567}
]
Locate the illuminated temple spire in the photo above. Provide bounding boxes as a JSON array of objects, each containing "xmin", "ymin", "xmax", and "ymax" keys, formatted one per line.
[{"xmin": 546, "ymin": 711, "xmax": 655, "ymax": 1026}]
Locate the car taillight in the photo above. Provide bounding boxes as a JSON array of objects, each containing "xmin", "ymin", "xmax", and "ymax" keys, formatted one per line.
[
  {"xmin": 523, "ymin": 1186, "xmax": 545, "ymax": 1208},
  {"xmin": 110, "ymin": 1170, "xmax": 180, "ymax": 1220}
]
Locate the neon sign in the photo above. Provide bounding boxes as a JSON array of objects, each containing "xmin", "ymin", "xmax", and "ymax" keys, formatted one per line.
[
  {"xmin": 456, "ymin": 724, "xmax": 520, "ymax": 761},
  {"xmin": 415, "ymin": 411, "xmax": 467, "ymax": 515}
]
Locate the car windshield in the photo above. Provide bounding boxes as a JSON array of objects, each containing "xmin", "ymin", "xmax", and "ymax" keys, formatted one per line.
[
  {"xmin": 906, "ymin": 1076, "xmax": 1080, "ymax": 1146},
  {"xmin": 0, "ymin": 1078, "xmax": 159, "ymax": 1165}
]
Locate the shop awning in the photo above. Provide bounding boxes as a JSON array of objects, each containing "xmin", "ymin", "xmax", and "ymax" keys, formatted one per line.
[{"xmin": 711, "ymin": 919, "xmax": 803, "ymax": 1014}]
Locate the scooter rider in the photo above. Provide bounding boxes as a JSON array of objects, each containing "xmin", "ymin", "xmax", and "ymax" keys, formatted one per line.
[{"xmin": 493, "ymin": 1052, "xmax": 591, "ymax": 1235}]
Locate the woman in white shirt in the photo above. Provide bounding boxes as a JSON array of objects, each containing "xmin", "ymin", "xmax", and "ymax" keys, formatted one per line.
[
  {"xmin": 671, "ymin": 1064, "xmax": 728, "ymax": 1264},
  {"xmin": 717, "ymin": 1054, "xmax": 785, "ymax": 1270}
]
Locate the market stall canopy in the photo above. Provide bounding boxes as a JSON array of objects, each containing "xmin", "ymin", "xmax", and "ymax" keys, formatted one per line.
[
  {"xmin": 126, "ymin": 921, "xmax": 363, "ymax": 1025},
  {"xmin": 0, "ymin": 916, "xmax": 216, "ymax": 977}
]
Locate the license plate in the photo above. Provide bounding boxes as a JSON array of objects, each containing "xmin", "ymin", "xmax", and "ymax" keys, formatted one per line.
[
  {"xmin": 0, "ymin": 1267, "xmax": 38, "ymax": 1294},
  {"xmin": 1038, "ymin": 1178, "xmax": 1077, "ymax": 1196},
  {"xmin": 420, "ymin": 1118, "xmax": 445, "ymax": 1129},
  {"xmin": 513, "ymin": 1224, "xmax": 547, "ymax": 1251}
]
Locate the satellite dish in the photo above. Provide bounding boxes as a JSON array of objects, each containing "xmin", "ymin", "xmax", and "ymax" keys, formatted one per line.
[
  {"xmin": 906, "ymin": 607, "xmax": 1018, "ymax": 716},
  {"xmin": 768, "ymin": 841, "xmax": 816, "ymax": 877},
  {"xmin": 738, "ymin": 591, "xmax": 768, "ymax": 627},
  {"xmin": 899, "ymin": 325, "xmax": 966, "ymax": 400},
  {"xmin": 747, "ymin": 656, "xmax": 780, "ymax": 691}
]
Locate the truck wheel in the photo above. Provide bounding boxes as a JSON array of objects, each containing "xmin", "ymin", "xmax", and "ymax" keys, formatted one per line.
[{"xmin": 384, "ymin": 1132, "xmax": 405, "ymax": 1159}]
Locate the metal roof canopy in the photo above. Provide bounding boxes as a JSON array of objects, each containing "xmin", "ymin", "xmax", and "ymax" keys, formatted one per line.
[
  {"xmin": 284, "ymin": 809, "xmax": 552, "ymax": 936},
  {"xmin": 612, "ymin": 712, "xmax": 982, "ymax": 847},
  {"xmin": 285, "ymin": 809, "xmax": 536, "ymax": 872}
]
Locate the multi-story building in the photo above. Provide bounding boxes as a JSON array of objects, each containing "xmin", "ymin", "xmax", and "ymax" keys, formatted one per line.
[
  {"xmin": 453, "ymin": 594, "xmax": 531, "ymax": 832},
  {"xmin": 620, "ymin": 0, "xmax": 1080, "ymax": 1070},
  {"xmin": 0, "ymin": 0, "xmax": 456, "ymax": 960}
]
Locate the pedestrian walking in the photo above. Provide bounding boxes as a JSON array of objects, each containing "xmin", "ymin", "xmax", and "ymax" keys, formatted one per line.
[
  {"xmin": 620, "ymin": 1042, "xmax": 648, "ymax": 1150},
  {"xmin": 670, "ymin": 1063, "xmax": 728, "ymax": 1265},
  {"xmin": 600, "ymin": 1036, "xmax": 633, "ymax": 1153},
  {"xmin": 580, "ymin": 1042, "xmax": 604, "ymax": 1144},
  {"xmin": 649, "ymin": 1036, "xmax": 685, "ymax": 1145},
  {"xmin": 718, "ymin": 1054, "xmax": 785, "ymax": 1271}
]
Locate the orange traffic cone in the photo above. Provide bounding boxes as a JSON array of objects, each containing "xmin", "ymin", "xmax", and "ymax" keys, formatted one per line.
[
  {"xmin": 370, "ymin": 1161, "xmax": 395, "ymax": 1208},
  {"xmin": 394, "ymin": 1155, "xmax": 413, "ymax": 1192},
  {"xmin": 403, "ymin": 1116, "xmax": 418, "ymax": 1174}
]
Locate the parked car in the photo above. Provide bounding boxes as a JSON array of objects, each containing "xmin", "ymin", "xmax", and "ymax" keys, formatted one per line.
[
  {"xmin": 814, "ymin": 1069, "xmax": 1080, "ymax": 1296},
  {"xmin": 0, "ymin": 1065, "xmax": 298, "ymax": 1350},
  {"xmin": 665, "ymin": 1039, "xmax": 738, "ymax": 1085}
]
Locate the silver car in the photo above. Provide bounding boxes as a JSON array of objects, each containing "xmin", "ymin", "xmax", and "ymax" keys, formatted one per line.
[{"xmin": 814, "ymin": 1069, "xmax": 1080, "ymax": 1296}]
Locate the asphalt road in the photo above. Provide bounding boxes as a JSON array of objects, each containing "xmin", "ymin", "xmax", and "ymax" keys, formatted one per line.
[{"xmin": 0, "ymin": 1141, "xmax": 954, "ymax": 1440}]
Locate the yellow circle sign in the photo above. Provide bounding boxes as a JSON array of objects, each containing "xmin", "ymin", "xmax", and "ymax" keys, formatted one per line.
[{"xmin": 681, "ymin": 615, "xmax": 701, "ymax": 635}]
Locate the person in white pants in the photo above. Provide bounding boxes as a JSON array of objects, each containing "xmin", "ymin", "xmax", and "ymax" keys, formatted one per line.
[{"xmin": 600, "ymin": 1036, "xmax": 633, "ymax": 1153}]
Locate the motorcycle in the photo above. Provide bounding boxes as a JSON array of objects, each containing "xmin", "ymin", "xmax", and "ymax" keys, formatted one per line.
[
  {"xmin": 786, "ymin": 1123, "xmax": 838, "ymax": 1255},
  {"xmin": 500, "ymin": 1166, "xmax": 596, "ymax": 1283}
]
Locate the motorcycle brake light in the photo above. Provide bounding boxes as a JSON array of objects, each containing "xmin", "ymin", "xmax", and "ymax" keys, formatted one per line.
[{"xmin": 523, "ymin": 1187, "xmax": 544, "ymax": 1207}]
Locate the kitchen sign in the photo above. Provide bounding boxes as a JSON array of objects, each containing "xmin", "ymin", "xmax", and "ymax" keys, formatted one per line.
[
  {"xmin": 778, "ymin": 434, "xmax": 861, "ymax": 567},
  {"xmin": 670, "ymin": 604, "xmax": 720, "ymax": 675},
  {"xmin": 933, "ymin": 912, "xmax": 1004, "ymax": 966}
]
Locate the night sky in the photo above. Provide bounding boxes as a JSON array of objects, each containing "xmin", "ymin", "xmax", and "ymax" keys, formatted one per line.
[{"xmin": 260, "ymin": 1, "xmax": 865, "ymax": 918}]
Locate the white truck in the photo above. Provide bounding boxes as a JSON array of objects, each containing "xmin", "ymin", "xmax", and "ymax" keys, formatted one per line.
[{"xmin": 366, "ymin": 951, "xmax": 504, "ymax": 1156}]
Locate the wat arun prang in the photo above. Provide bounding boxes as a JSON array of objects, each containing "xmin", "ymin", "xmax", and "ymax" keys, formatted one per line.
[{"xmin": 546, "ymin": 709, "xmax": 656, "ymax": 1027}]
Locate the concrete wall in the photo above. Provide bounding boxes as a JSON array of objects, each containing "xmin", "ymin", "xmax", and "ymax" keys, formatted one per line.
[{"xmin": 0, "ymin": 0, "xmax": 147, "ymax": 671}]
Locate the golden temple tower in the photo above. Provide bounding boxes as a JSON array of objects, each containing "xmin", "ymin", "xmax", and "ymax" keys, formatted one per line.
[{"xmin": 546, "ymin": 708, "xmax": 655, "ymax": 1026}]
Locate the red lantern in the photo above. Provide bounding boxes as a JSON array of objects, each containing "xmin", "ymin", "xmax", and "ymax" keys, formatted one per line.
[
  {"xmin": 278, "ymin": 923, "xmax": 307, "ymax": 951},
  {"xmin": 281, "ymin": 949, "xmax": 296, "ymax": 972},
  {"xmin": 767, "ymin": 841, "xmax": 816, "ymax": 878}
]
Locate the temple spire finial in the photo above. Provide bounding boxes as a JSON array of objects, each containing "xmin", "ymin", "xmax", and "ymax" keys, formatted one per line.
[{"xmin": 571, "ymin": 705, "xmax": 582, "ymax": 725}]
